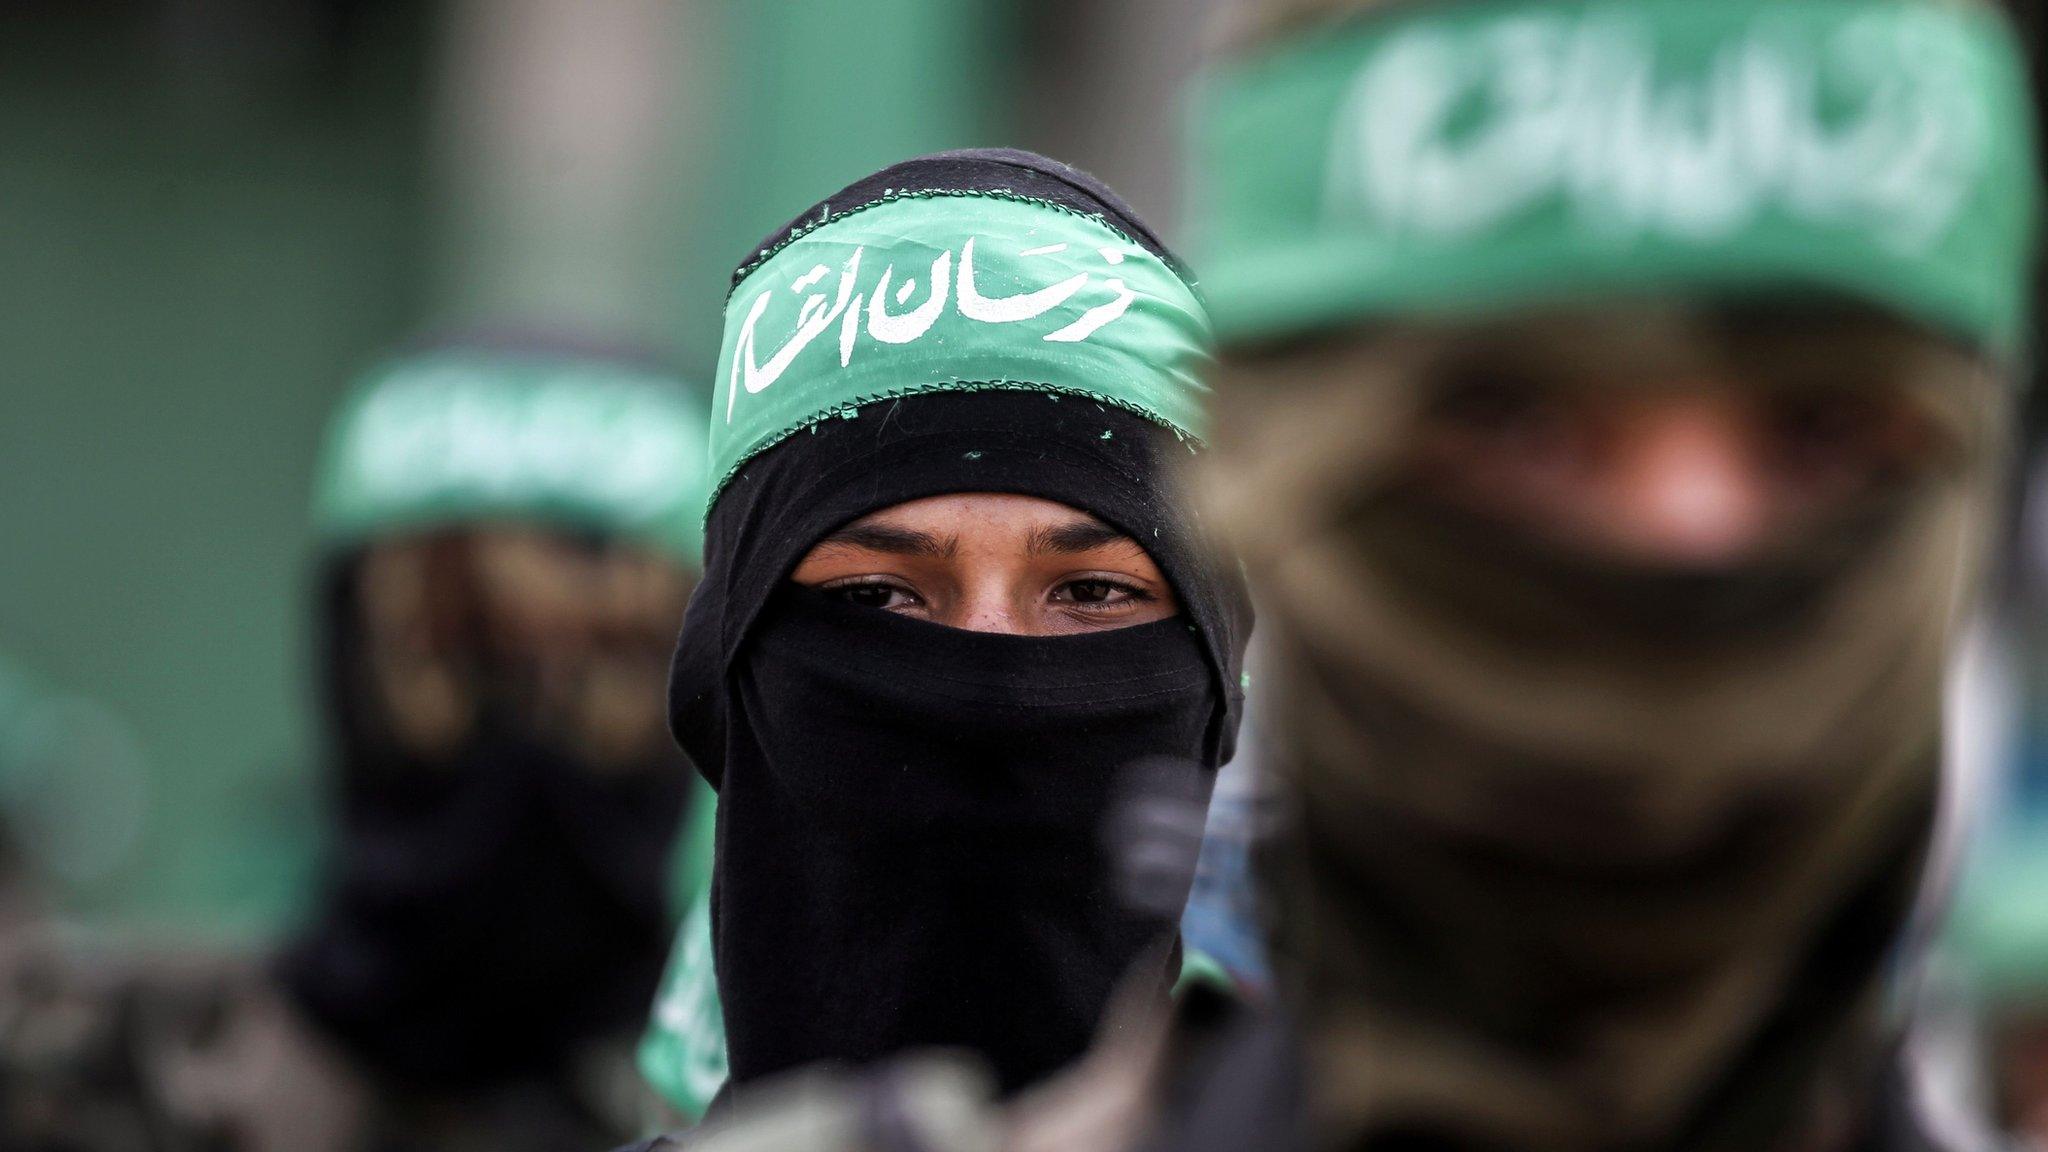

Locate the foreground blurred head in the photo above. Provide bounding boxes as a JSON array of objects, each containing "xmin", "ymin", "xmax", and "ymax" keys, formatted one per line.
[
  {"xmin": 285, "ymin": 335, "xmax": 709, "ymax": 1086},
  {"xmin": 670, "ymin": 149, "xmax": 1250, "ymax": 1098},
  {"xmin": 1187, "ymin": 0, "xmax": 2038, "ymax": 1148}
]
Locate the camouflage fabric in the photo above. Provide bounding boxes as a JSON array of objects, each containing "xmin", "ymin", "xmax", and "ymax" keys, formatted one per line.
[
  {"xmin": 0, "ymin": 935, "xmax": 654, "ymax": 1152},
  {"xmin": 1192, "ymin": 309, "xmax": 2008, "ymax": 1151}
]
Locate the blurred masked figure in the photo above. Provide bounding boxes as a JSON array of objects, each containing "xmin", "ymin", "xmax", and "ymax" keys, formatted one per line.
[
  {"xmin": 1134, "ymin": 0, "xmax": 2041, "ymax": 1150},
  {"xmin": 1, "ymin": 336, "xmax": 710, "ymax": 1152}
]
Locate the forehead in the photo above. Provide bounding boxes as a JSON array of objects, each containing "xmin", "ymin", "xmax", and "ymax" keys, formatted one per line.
[
  {"xmin": 1462, "ymin": 303, "xmax": 1943, "ymax": 369},
  {"xmin": 854, "ymin": 493, "xmax": 1101, "ymax": 525},
  {"xmin": 1244, "ymin": 300, "xmax": 1970, "ymax": 394},
  {"xmin": 353, "ymin": 528, "xmax": 688, "ymax": 607},
  {"xmin": 832, "ymin": 494, "xmax": 1153, "ymax": 559}
]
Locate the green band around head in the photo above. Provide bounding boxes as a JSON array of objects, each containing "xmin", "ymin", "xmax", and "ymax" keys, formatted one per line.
[
  {"xmin": 711, "ymin": 193, "xmax": 1214, "ymax": 502},
  {"xmin": 313, "ymin": 351, "xmax": 711, "ymax": 563},
  {"xmin": 1189, "ymin": 0, "xmax": 2040, "ymax": 356}
]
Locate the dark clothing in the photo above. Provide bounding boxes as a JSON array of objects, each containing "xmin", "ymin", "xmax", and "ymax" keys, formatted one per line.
[
  {"xmin": 0, "ymin": 945, "xmax": 646, "ymax": 1152},
  {"xmin": 1136, "ymin": 998, "xmax": 1971, "ymax": 1152}
]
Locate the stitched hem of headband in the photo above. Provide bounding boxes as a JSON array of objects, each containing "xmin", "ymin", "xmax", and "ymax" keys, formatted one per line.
[
  {"xmin": 708, "ymin": 380, "xmax": 1202, "ymax": 508},
  {"xmin": 313, "ymin": 350, "xmax": 711, "ymax": 562},
  {"xmin": 729, "ymin": 187, "xmax": 1173, "ymax": 299},
  {"xmin": 1187, "ymin": 0, "xmax": 2041, "ymax": 357},
  {"xmin": 711, "ymin": 192, "xmax": 1216, "ymax": 508}
]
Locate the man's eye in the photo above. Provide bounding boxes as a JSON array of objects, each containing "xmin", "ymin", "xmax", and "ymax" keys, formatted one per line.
[
  {"xmin": 1057, "ymin": 579, "xmax": 1138, "ymax": 606},
  {"xmin": 1426, "ymin": 370, "xmax": 1558, "ymax": 435},
  {"xmin": 1420, "ymin": 370, "xmax": 1581, "ymax": 465},
  {"xmin": 1766, "ymin": 392, "xmax": 1911, "ymax": 480},
  {"xmin": 826, "ymin": 581, "xmax": 917, "ymax": 611}
]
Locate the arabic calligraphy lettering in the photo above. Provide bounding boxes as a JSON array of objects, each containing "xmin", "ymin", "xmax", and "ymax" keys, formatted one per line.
[{"xmin": 727, "ymin": 236, "xmax": 1142, "ymax": 421}]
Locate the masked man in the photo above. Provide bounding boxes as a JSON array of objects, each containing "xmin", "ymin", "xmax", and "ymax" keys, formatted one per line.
[{"xmin": 1, "ymin": 335, "xmax": 710, "ymax": 1152}]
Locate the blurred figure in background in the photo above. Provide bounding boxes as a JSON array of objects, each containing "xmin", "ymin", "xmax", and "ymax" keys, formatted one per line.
[
  {"xmin": 279, "ymin": 334, "xmax": 708, "ymax": 1148},
  {"xmin": 1, "ymin": 335, "xmax": 710, "ymax": 1152}
]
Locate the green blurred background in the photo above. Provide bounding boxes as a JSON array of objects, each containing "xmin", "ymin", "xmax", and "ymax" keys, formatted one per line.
[{"xmin": 0, "ymin": 0, "xmax": 1205, "ymax": 937}]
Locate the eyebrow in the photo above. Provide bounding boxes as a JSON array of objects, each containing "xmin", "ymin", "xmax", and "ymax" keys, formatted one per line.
[
  {"xmin": 815, "ymin": 523, "xmax": 957, "ymax": 558},
  {"xmin": 1028, "ymin": 519, "xmax": 1134, "ymax": 556}
]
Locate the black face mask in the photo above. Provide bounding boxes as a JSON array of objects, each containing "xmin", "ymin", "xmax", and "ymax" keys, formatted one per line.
[
  {"xmin": 282, "ymin": 739, "xmax": 681, "ymax": 1087},
  {"xmin": 282, "ymin": 557, "xmax": 688, "ymax": 1089},
  {"xmin": 713, "ymin": 585, "xmax": 1219, "ymax": 1095}
]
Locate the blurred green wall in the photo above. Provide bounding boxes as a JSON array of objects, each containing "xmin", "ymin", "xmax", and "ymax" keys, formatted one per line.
[{"xmin": 0, "ymin": 8, "xmax": 433, "ymax": 936}]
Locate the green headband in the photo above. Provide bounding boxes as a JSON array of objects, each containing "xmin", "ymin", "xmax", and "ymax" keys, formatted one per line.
[
  {"xmin": 313, "ymin": 351, "xmax": 711, "ymax": 563},
  {"xmin": 1189, "ymin": 0, "xmax": 2040, "ymax": 355},
  {"xmin": 711, "ymin": 193, "xmax": 1213, "ymax": 502}
]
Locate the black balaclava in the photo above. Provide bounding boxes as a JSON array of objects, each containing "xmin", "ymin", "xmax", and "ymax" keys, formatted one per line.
[
  {"xmin": 282, "ymin": 545, "xmax": 689, "ymax": 1088},
  {"xmin": 282, "ymin": 336, "xmax": 704, "ymax": 1089},
  {"xmin": 672, "ymin": 150, "xmax": 1251, "ymax": 1099}
]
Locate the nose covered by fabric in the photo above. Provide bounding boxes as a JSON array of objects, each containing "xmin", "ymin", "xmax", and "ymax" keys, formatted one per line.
[
  {"xmin": 742, "ymin": 589, "xmax": 1212, "ymax": 846},
  {"xmin": 722, "ymin": 586, "xmax": 1215, "ymax": 1092}
]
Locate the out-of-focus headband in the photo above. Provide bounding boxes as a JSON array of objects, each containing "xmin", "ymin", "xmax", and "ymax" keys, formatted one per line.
[
  {"xmin": 314, "ymin": 350, "xmax": 711, "ymax": 562},
  {"xmin": 1189, "ymin": 0, "xmax": 2039, "ymax": 357}
]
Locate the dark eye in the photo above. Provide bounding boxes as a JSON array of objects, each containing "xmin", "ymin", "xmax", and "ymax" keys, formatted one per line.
[
  {"xmin": 1766, "ymin": 392, "xmax": 1894, "ymax": 479},
  {"xmin": 1055, "ymin": 578, "xmax": 1143, "ymax": 607},
  {"xmin": 1070, "ymin": 580, "xmax": 1117, "ymax": 603},
  {"xmin": 1423, "ymin": 368, "xmax": 1574, "ymax": 456},
  {"xmin": 823, "ymin": 580, "xmax": 919, "ymax": 611}
]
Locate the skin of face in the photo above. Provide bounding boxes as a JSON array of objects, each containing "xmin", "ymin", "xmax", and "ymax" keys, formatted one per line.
[
  {"xmin": 357, "ymin": 527, "xmax": 692, "ymax": 767},
  {"xmin": 788, "ymin": 493, "xmax": 1180, "ymax": 636},
  {"xmin": 1275, "ymin": 306, "xmax": 1970, "ymax": 569}
]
